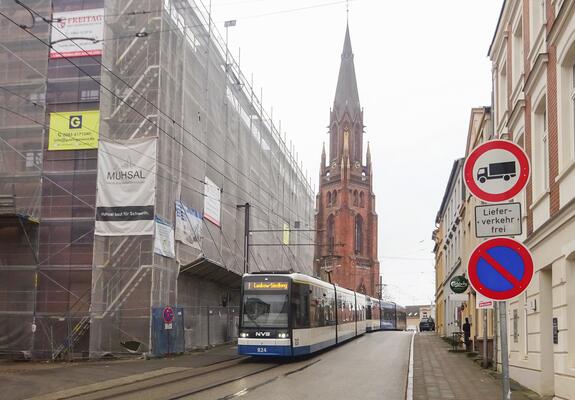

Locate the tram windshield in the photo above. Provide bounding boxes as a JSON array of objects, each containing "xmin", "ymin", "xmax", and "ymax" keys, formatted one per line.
[{"xmin": 242, "ymin": 294, "xmax": 289, "ymax": 328}]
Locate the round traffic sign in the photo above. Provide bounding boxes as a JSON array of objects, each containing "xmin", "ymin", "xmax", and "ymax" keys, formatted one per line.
[
  {"xmin": 163, "ymin": 306, "xmax": 174, "ymax": 323},
  {"xmin": 467, "ymin": 237, "xmax": 533, "ymax": 301},
  {"xmin": 464, "ymin": 140, "xmax": 530, "ymax": 203}
]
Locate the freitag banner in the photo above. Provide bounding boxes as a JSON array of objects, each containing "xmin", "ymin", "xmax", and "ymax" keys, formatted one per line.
[
  {"xmin": 175, "ymin": 201, "xmax": 202, "ymax": 250},
  {"xmin": 49, "ymin": 111, "xmax": 100, "ymax": 150},
  {"xmin": 50, "ymin": 9, "xmax": 104, "ymax": 59},
  {"xmin": 95, "ymin": 138, "xmax": 156, "ymax": 236}
]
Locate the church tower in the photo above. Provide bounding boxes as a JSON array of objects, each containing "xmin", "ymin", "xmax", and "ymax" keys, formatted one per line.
[{"xmin": 314, "ymin": 24, "xmax": 380, "ymax": 297}]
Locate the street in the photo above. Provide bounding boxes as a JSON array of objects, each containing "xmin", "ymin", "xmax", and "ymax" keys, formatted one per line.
[{"xmin": 191, "ymin": 331, "xmax": 411, "ymax": 400}]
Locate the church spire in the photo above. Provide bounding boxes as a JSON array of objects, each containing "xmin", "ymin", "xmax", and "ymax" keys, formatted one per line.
[{"xmin": 333, "ymin": 24, "xmax": 360, "ymax": 118}]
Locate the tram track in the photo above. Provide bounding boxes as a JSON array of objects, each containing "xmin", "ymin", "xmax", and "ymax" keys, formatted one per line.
[
  {"xmin": 53, "ymin": 357, "xmax": 253, "ymax": 400},
  {"xmin": 65, "ymin": 357, "xmax": 321, "ymax": 400}
]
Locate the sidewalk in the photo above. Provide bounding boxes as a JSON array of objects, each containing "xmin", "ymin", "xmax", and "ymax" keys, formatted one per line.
[
  {"xmin": 413, "ymin": 333, "xmax": 542, "ymax": 400},
  {"xmin": 0, "ymin": 344, "xmax": 241, "ymax": 400}
]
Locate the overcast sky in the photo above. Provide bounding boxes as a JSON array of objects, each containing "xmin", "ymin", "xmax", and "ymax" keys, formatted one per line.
[{"xmin": 209, "ymin": 0, "xmax": 503, "ymax": 305}]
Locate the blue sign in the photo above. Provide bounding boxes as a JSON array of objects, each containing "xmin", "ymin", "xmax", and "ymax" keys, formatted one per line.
[{"xmin": 468, "ymin": 238, "xmax": 533, "ymax": 301}]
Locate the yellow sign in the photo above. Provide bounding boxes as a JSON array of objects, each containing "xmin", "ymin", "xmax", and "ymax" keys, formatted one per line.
[
  {"xmin": 247, "ymin": 282, "xmax": 288, "ymax": 290},
  {"xmin": 282, "ymin": 223, "xmax": 290, "ymax": 245},
  {"xmin": 48, "ymin": 110, "xmax": 100, "ymax": 150}
]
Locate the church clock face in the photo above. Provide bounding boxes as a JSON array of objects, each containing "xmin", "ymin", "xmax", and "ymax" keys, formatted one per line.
[
  {"xmin": 331, "ymin": 161, "xmax": 337, "ymax": 169},
  {"xmin": 354, "ymin": 161, "xmax": 361, "ymax": 169}
]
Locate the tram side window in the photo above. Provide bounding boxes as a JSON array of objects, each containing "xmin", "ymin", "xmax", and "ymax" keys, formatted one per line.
[
  {"xmin": 292, "ymin": 283, "xmax": 310, "ymax": 328},
  {"xmin": 325, "ymin": 291, "xmax": 336, "ymax": 325}
]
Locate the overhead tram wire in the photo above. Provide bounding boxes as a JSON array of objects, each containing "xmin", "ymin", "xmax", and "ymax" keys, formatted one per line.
[
  {"xmin": 5, "ymin": 28, "xmax": 320, "ymax": 241},
  {"xmin": 99, "ymin": 0, "xmax": 354, "ymax": 21},
  {"xmin": 16, "ymin": 97, "xmax": 312, "ymax": 239},
  {"xmin": 0, "ymin": 101, "xmax": 315, "ymax": 262},
  {"xmin": 6, "ymin": 6, "xmax": 316, "ymax": 239}
]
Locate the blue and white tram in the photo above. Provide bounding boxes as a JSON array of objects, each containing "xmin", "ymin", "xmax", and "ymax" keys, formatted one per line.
[{"xmin": 238, "ymin": 273, "xmax": 403, "ymax": 357}]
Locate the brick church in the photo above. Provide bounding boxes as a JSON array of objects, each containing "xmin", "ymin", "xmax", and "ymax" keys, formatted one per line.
[{"xmin": 314, "ymin": 24, "xmax": 381, "ymax": 298}]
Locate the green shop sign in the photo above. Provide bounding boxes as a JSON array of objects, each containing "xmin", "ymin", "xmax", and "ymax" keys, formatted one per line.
[{"xmin": 450, "ymin": 275, "xmax": 469, "ymax": 294}]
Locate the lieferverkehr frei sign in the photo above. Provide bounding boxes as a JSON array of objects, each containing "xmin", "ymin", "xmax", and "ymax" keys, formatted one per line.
[{"xmin": 475, "ymin": 202, "xmax": 522, "ymax": 238}]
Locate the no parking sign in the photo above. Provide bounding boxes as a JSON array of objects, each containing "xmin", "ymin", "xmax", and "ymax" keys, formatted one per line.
[{"xmin": 468, "ymin": 237, "xmax": 533, "ymax": 301}]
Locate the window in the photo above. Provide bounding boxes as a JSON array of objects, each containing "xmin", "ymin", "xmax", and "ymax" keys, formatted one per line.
[
  {"xmin": 529, "ymin": 0, "xmax": 545, "ymax": 44},
  {"xmin": 513, "ymin": 18, "xmax": 524, "ymax": 86},
  {"xmin": 353, "ymin": 190, "xmax": 358, "ymax": 206},
  {"xmin": 327, "ymin": 215, "xmax": 335, "ymax": 254},
  {"xmin": 332, "ymin": 190, "xmax": 337, "ymax": 206},
  {"xmin": 543, "ymin": 108, "xmax": 549, "ymax": 191},
  {"xmin": 80, "ymin": 89, "xmax": 99, "ymax": 102},
  {"xmin": 291, "ymin": 283, "xmax": 310, "ymax": 329},
  {"xmin": 513, "ymin": 309, "xmax": 519, "ymax": 343},
  {"xmin": 498, "ymin": 62, "xmax": 508, "ymax": 123},
  {"xmin": 359, "ymin": 191, "xmax": 364, "ymax": 208},
  {"xmin": 327, "ymin": 191, "xmax": 332, "ymax": 207},
  {"xmin": 354, "ymin": 214, "xmax": 363, "ymax": 255},
  {"xmin": 25, "ymin": 151, "xmax": 42, "ymax": 169},
  {"xmin": 533, "ymin": 97, "xmax": 549, "ymax": 195},
  {"xmin": 523, "ymin": 293, "xmax": 529, "ymax": 356}
]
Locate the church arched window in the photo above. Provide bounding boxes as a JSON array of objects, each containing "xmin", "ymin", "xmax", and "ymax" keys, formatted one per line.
[
  {"xmin": 353, "ymin": 190, "xmax": 359, "ymax": 206},
  {"xmin": 327, "ymin": 191, "xmax": 332, "ymax": 207},
  {"xmin": 354, "ymin": 214, "xmax": 363, "ymax": 255},
  {"xmin": 332, "ymin": 190, "xmax": 337, "ymax": 206},
  {"xmin": 359, "ymin": 192, "xmax": 365, "ymax": 208},
  {"xmin": 327, "ymin": 215, "xmax": 336, "ymax": 254}
]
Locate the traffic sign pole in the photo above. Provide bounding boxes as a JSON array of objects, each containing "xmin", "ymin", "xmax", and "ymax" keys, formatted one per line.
[
  {"xmin": 499, "ymin": 301, "xmax": 511, "ymax": 400},
  {"xmin": 465, "ymin": 140, "xmax": 533, "ymax": 400}
]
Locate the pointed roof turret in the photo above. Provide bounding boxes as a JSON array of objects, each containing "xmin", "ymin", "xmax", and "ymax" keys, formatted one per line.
[{"xmin": 334, "ymin": 24, "xmax": 360, "ymax": 117}]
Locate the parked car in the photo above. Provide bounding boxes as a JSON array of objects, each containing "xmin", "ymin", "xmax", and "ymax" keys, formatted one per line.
[{"xmin": 419, "ymin": 317, "xmax": 435, "ymax": 332}]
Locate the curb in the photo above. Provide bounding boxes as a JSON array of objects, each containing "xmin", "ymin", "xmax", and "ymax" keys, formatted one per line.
[{"xmin": 24, "ymin": 356, "xmax": 246, "ymax": 400}]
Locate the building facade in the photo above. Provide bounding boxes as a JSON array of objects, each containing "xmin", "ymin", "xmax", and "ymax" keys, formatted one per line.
[
  {"xmin": 314, "ymin": 25, "xmax": 380, "ymax": 298},
  {"xmin": 487, "ymin": 1, "xmax": 575, "ymax": 398},
  {"xmin": 0, "ymin": 0, "xmax": 314, "ymax": 359},
  {"xmin": 433, "ymin": 158, "xmax": 466, "ymax": 337}
]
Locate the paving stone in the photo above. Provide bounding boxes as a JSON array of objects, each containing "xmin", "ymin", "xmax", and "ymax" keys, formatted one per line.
[{"xmin": 412, "ymin": 333, "xmax": 541, "ymax": 400}]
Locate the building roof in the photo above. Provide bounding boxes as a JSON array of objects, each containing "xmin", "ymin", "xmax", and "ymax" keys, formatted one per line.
[
  {"xmin": 435, "ymin": 158, "xmax": 465, "ymax": 224},
  {"xmin": 334, "ymin": 24, "xmax": 360, "ymax": 118}
]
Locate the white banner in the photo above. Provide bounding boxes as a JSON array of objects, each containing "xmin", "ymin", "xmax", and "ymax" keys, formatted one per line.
[
  {"xmin": 50, "ymin": 9, "xmax": 104, "ymax": 59},
  {"xmin": 95, "ymin": 138, "xmax": 156, "ymax": 236},
  {"xmin": 175, "ymin": 201, "xmax": 202, "ymax": 249},
  {"xmin": 476, "ymin": 293, "xmax": 494, "ymax": 309},
  {"xmin": 154, "ymin": 216, "xmax": 175, "ymax": 258},
  {"xmin": 204, "ymin": 177, "xmax": 221, "ymax": 226}
]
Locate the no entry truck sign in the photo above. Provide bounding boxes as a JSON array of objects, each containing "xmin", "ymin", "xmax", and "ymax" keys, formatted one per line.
[{"xmin": 464, "ymin": 140, "xmax": 530, "ymax": 203}]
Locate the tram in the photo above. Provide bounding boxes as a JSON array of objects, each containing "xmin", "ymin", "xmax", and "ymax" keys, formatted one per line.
[{"xmin": 238, "ymin": 273, "xmax": 407, "ymax": 357}]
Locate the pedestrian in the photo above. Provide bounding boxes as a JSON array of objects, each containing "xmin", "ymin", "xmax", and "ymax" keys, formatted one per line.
[{"xmin": 463, "ymin": 317, "xmax": 472, "ymax": 351}]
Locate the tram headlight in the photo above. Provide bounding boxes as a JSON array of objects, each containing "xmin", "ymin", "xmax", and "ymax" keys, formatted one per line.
[
  {"xmin": 278, "ymin": 332, "xmax": 289, "ymax": 339},
  {"xmin": 240, "ymin": 332, "xmax": 248, "ymax": 338}
]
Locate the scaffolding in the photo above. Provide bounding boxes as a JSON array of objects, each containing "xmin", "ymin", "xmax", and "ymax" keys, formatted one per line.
[{"xmin": 0, "ymin": 0, "xmax": 315, "ymax": 359}]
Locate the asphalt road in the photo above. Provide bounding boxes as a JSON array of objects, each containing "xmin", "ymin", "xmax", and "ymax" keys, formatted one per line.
[{"xmin": 191, "ymin": 330, "xmax": 412, "ymax": 400}]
